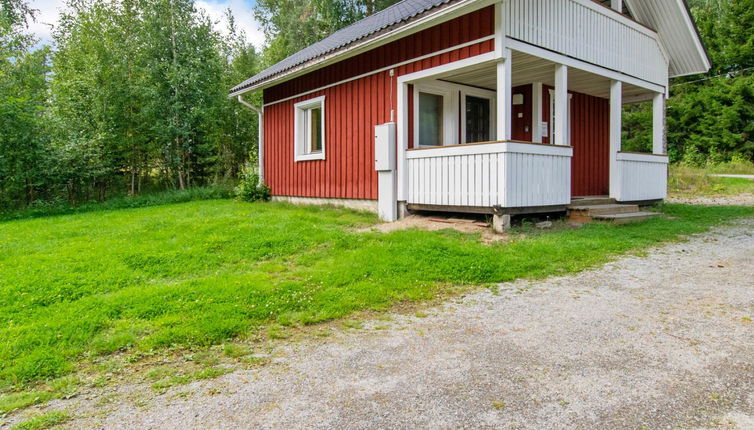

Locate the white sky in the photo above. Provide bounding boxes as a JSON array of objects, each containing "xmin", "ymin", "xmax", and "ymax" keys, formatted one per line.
[{"xmin": 27, "ymin": 0, "xmax": 266, "ymax": 49}]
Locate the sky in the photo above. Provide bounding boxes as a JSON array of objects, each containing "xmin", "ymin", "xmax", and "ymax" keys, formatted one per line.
[{"xmin": 27, "ymin": 0, "xmax": 266, "ymax": 49}]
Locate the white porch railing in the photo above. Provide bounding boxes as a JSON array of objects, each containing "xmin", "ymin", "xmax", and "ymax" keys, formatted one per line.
[
  {"xmin": 615, "ymin": 152, "xmax": 669, "ymax": 201},
  {"xmin": 503, "ymin": 0, "xmax": 668, "ymax": 86},
  {"xmin": 406, "ymin": 141, "xmax": 573, "ymax": 209}
]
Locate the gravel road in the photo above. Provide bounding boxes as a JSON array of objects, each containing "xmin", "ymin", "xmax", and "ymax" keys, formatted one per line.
[{"xmin": 10, "ymin": 218, "xmax": 754, "ymax": 430}]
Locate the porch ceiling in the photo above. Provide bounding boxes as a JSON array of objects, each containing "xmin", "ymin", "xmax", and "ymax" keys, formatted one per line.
[{"xmin": 441, "ymin": 51, "xmax": 652, "ymax": 101}]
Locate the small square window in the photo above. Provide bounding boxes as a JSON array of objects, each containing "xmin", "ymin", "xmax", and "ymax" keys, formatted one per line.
[{"xmin": 294, "ymin": 96, "xmax": 326, "ymax": 161}]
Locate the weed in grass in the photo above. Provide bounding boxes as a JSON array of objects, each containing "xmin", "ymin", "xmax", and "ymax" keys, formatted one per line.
[
  {"xmin": 240, "ymin": 356, "xmax": 270, "ymax": 368},
  {"xmin": 267, "ymin": 325, "xmax": 289, "ymax": 340},
  {"xmin": 10, "ymin": 410, "xmax": 69, "ymax": 430},
  {"xmin": 150, "ymin": 367, "xmax": 229, "ymax": 392},
  {"xmin": 414, "ymin": 312, "xmax": 429, "ymax": 318},
  {"xmin": 491, "ymin": 400, "xmax": 506, "ymax": 410},
  {"xmin": 342, "ymin": 320, "xmax": 364, "ymax": 329},
  {"xmin": 188, "ymin": 351, "xmax": 220, "ymax": 367},
  {"xmin": 222, "ymin": 344, "xmax": 251, "ymax": 359}
]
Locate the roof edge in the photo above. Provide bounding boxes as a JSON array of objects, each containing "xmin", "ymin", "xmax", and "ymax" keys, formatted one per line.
[{"xmin": 230, "ymin": 0, "xmax": 497, "ymax": 97}]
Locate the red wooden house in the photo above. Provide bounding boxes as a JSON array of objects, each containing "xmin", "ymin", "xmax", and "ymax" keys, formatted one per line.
[{"xmin": 231, "ymin": 0, "xmax": 709, "ymax": 226}]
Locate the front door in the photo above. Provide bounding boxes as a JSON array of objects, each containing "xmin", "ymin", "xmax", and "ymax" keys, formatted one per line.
[
  {"xmin": 511, "ymin": 84, "xmax": 532, "ymax": 142},
  {"xmin": 542, "ymin": 88, "xmax": 610, "ymax": 196}
]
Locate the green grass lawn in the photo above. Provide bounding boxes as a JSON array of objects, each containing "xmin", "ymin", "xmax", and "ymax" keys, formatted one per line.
[
  {"xmin": 1, "ymin": 199, "xmax": 753, "ymax": 400},
  {"xmin": 670, "ymin": 163, "xmax": 754, "ymax": 196}
]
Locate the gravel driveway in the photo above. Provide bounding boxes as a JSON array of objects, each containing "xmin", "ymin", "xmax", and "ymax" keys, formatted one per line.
[{"xmin": 15, "ymin": 219, "xmax": 754, "ymax": 430}]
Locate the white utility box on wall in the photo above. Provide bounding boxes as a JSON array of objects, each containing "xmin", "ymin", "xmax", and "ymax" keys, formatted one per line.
[
  {"xmin": 374, "ymin": 122, "xmax": 396, "ymax": 172},
  {"xmin": 374, "ymin": 122, "xmax": 397, "ymax": 221}
]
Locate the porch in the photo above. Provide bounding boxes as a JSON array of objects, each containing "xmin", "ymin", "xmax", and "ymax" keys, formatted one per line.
[{"xmin": 393, "ymin": 0, "xmax": 670, "ymax": 223}]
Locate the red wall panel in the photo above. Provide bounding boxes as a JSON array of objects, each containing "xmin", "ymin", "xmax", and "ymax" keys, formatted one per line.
[{"xmin": 263, "ymin": 6, "xmax": 495, "ymax": 199}]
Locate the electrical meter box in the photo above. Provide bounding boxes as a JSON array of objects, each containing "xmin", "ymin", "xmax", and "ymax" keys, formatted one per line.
[{"xmin": 374, "ymin": 122, "xmax": 396, "ymax": 172}]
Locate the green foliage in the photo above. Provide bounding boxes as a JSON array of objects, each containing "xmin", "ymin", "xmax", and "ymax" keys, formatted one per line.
[
  {"xmin": 668, "ymin": 73, "xmax": 754, "ymax": 165},
  {"xmin": 0, "ymin": 186, "xmax": 234, "ymax": 221},
  {"xmin": 1, "ymin": 0, "xmax": 260, "ymax": 211},
  {"xmin": 664, "ymin": 0, "xmax": 754, "ymax": 164},
  {"xmin": 254, "ymin": 0, "xmax": 400, "ymax": 66},
  {"xmin": 620, "ymin": 0, "xmax": 754, "ymax": 164},
  {"xmin": 234, "ymin": 165, "xmax": 271, "ymax": 202},
  {"xmin": 0, "ymin": 200, "xmax": 751, "ymax": 389}
]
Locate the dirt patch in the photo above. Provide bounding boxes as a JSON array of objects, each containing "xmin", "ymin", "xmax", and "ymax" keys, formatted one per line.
[{"xmin": 359, "ymin": 214, "xmax": 511, "ymax": 243}]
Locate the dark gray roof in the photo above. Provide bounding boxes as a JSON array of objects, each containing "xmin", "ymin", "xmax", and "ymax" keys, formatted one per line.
[{"xmin": 230, "ymin": 0, "xmax": 458, "ymax": 94}]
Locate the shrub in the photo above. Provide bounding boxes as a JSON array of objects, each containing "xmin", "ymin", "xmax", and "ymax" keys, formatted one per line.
[{"xmin": 235, "ymin": 165, "xmax": 271, "ymax": 202}]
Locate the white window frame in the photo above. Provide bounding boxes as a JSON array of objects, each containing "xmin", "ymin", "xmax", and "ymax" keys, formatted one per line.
[
  {"xmin": 413, "ymin": 83, "xmax": 457, "ymax": 148},
  {"xmin": 460, "ymin": 87, "xmax": 496, "ymax": 144},
  {"xmin": 548, "ymin": 89, "xmax": 573, "ymax": 146},
  {"xmin": 294, "ymin": 95, "xmax": 326, "ymax": 162}
]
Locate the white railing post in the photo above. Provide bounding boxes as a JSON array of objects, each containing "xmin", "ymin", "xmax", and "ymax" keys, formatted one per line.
[
  {"xmin": 611, "ymin": 0, "xmax": 623, "ymax": 11},
  {"xmin": 497, "ymin": 55, "xmax": 512, "ymax": 141},
  {"xmin": 652, "ymin": 92, "xmax": 666, "ymax": 155},
  {"xmin": 554, "ymin": 65, "xmax": 568, "ymax": 147},
  {"xmin": 609, "ymin": 80, "xmax": 623, "ymax": 199},
  {"xmin": 495, "ymin": 2, "xmax": 512, "ymax": 141},
  {"xmin": 532, "ymin": 82, "xmax": 543, "ymax": 143}
]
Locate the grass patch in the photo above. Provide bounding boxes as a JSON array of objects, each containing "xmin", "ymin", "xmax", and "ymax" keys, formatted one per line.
[
  {"xmin": 670, "ymin": 163, "xmax": 754, "ymax": 196},
  {"xmin": 149, "ymin": 366, "xmax": 229, "ymax": 392},
  {"xmin": 0, "ymin": 377, "xmax": 78, "ymax": 415},
  {"xmin": 10, "ymin": 411, "xmax": 69, "ymax": 430},
  {"xmin": 0, "ymin": 199, "xmax": 752, "ymax": 398}
]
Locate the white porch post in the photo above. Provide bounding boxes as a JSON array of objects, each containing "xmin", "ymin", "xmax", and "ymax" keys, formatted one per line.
[
  {"xmin": 553, "ymin": 65, "xmax": 568, "ymax": 147},
  {"xmin": 532, "ymin": 82, "xmax": 543, "ymax": 143},
  {"xmin": 495, "ymin": 2, "xmax": 511, "ymax": 141},
  {"xmin": 652, "ymin": 92, "xmax": 666, "ymax": 155},
  {"xmin": 609, "ymin": 80, "xmax": 623, "ymax": 199},
  {"xmin": 396, "ymin": 81, "xmax": 408, "ymax": 208},
  {"xmin": 611, "ymin": 0, "xmax": 623, "ymax": 11},
  {"xmin": 496, "ymin": 53, "xmax": 512, "ymax": 141}
]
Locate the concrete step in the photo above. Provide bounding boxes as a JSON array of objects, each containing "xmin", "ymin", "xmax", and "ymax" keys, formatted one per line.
[
  {"xmin": 568, "ymin": 204, "xmax": 640, "ymax": 216},
  {"xmin": 570, "ymin": 197, "xmax": 616, "ymax": 207},
  {"xmin": 592, "ymin": 211, "xmax": 660, "ymax": 224}
]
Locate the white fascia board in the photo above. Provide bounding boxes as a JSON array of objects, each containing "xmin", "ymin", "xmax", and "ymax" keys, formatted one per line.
[{"xmin": 506, "ymin": 38, "xmax": 666, "ymax": 93}]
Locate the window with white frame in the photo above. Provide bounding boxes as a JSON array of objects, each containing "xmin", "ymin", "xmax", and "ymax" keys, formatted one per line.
[
  {"xmin": 294, "ymin": 96, "xmax": 326, "ymax": 161},
  {"xmin": 414, "ymin": 84, "xmax": 456, "ymax": 147},
  {"xmin": 548, "ymin": 89, "xmax": 572, "ymax": 146},
  {"xmin": 460, "ymin": 87, "xmax": 496, "ymax": 144},
  {"xmin": 413, "ymin": 81, "xmax": 495, "ymax": 147}
]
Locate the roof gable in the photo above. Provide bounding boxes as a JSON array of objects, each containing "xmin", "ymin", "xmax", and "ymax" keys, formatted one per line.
[
  {"xmin": 231, "ymin": 0, "xmax": 710, "ymax": 95},
  {"xmin": 230, "ymin": 0, "xmax": 460, "ymax": 95}
]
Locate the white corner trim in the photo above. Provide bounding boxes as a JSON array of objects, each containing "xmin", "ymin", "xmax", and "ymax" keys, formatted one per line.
[{"xmin": 294, "ymin": 95, "xmax": 326, "ymax": 162}]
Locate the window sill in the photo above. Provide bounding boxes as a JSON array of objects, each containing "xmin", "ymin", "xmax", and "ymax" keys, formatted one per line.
[{"xmin": 295, "ymin": 152, "xmax": 325, "ymax": 162}]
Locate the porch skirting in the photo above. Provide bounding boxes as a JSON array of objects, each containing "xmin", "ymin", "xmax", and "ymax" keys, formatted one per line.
[{"xmin": 271, "ymin": 196, "xmax": 378, "ymax": 213}]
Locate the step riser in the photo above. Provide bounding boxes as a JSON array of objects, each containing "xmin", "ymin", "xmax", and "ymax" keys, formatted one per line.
[
  {"xmin": 571, "ymin": 198, "xmax": 616, "ymax": 206},
  {"xmin": 584, "ymin": 205, "xmax": 640, "ymax": 216}
]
